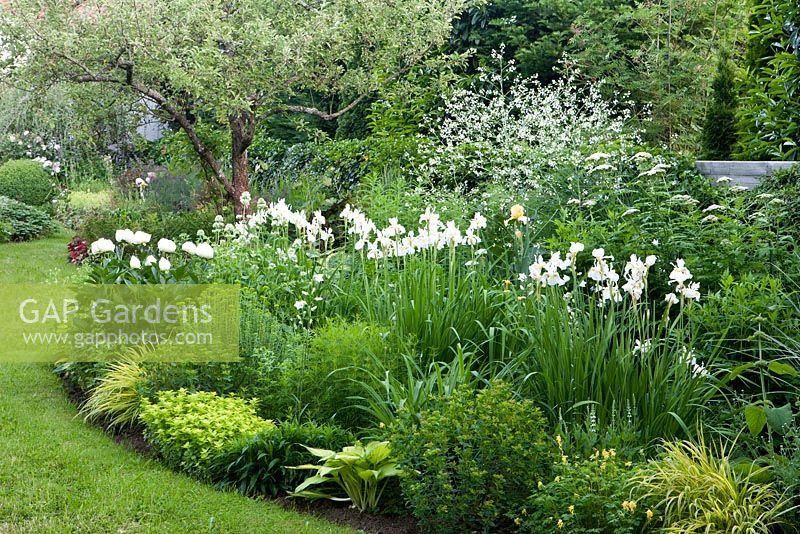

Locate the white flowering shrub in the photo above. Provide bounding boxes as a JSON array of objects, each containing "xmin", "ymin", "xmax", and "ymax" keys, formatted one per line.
[{"xmin": 415, "ymin": 64, "xmax": 638, "ymax": 189}]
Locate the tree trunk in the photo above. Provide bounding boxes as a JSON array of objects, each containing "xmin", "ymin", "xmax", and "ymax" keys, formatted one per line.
[{"xmin": 229, "ymin": 111, "xmax": 256, "ymax": 215}]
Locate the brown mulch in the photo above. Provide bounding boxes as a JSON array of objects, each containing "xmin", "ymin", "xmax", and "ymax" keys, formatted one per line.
[
  {"xmin": 275, "ymin": 496, "xmax": 418, "ymax": 534},
  {"xmin": 60, "ymin": 378, "xmax": 418, "ymax": 534}
]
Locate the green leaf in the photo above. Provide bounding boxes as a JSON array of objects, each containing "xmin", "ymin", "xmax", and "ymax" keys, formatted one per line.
[
  {"xmin": 764, "ymin": 403, "xmax": 793, "ymax": 435},
  {"xmin": 744, "ymin": 405, "xmax": 767, "ymax": 437},
  {"xmin": 767, "ymin": 361, "xmax": 797, "ymax": 377}
]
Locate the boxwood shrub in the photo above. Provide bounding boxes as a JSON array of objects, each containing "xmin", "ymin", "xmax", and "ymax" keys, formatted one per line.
[{"xmin": 0, "ymin": 159, "xmax": 54, "ymax": 206}]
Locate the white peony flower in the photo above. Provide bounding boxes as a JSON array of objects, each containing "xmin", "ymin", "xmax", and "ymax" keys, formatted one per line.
[
  {"xmin": 181, "ymin": 241, "xmax": 198, "ymax": 255},
  {"xmin": 157, "ymin": 238, "xmax": 176, "ymax": 253},
  {"xmin": 90, "ymin": 238, "xmax": 115, "ymax": 255},
  {"xmin": 129, "ymin": 256, "xmax": 141, "ymax": 269},
  {"xmin": 131, "ymin": 231, "xmax": 151, "ymax": 245},
  {"xmin": 194, "ymin": 243, "xmax": 214, "ymax": 259},
  {"xmin": 115, "ymin": 229, "xmax": 135, "ymax": 243},
  {"xmin": 144, "ymin": 255, "xmax": 157, "ymax": 266},
  {"xmin": 158, "ymin": 257, "xmax": 171, "ymax": 272}
]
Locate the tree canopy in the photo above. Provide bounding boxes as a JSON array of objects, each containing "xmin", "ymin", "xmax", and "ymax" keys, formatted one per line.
[{"xmin": 0, "ymin": 0, "xmax": 466, "ymax": 209}]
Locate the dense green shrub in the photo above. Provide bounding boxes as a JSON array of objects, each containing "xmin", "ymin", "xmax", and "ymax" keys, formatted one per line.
[
  {"xmin": 147, "ymin": 169, "xmax": 204, "ymax": 213},
  {"xmin": 139, "ymin": 389, "xmax": 274, "ymax": 478},
  {"xmin": 391, "ymin": 383, "xmax": 553, "ymax": 533},
  {"xmin": 0, "ymin": 195, "xmax": 57, "ymax": 241},
  {"xmin": 249, "ymin": 135, "xmax": 419, "ymax": 212},
  {"xmin": 292, "ymin": 319, "xmax": 405, "ymax": 429},
  {"xmin": 737, "ymin": 0, "xmax": 800, "ymax": 160},
  {"xmin": 77, "ymin": 202, "xmax": 218, "ymax": 243},
  {"xmin": 688, "ymin": 272, "xmax": 799, "ymax": 360},
  {"xmin": 0, "ymin": 159, "xmax": 55, "ymax": 206},
  {"xmin": 212, "ymin": 420, "xmax": 354, "ymax": 497},
  {"xmin": 702, "ymin": 52, "xmax": 738, "ymax": 160},
  {"xmin": 521, "ymin": 448, "xmax": 653, "ymax": 533}
]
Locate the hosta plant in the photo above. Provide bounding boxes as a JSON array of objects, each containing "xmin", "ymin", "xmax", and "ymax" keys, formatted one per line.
[{"xmin": 289, "ymin": 440, "xmax": 400, "ymax": 512}]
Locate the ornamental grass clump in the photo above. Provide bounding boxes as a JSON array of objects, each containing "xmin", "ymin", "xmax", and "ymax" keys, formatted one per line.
[
  {"xmin": 80, "ymin": 355, "xmax": 147, "ymax": 428},
  {"xmin": 632, "ymin": 437, "xmax": 792, "ymax": 533}
]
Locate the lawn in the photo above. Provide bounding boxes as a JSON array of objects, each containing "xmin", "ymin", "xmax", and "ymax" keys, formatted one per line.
[{"xmin": 0, "ymin": 233, "xmax": 353, "ymax": 534}]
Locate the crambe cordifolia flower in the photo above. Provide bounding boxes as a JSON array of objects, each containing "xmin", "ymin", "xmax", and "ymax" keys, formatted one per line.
[
  {"xmin": 129, "ymin": 256, "xmax": 141, "ymax": 269},
  {"xmin": 90, "ymin": 238, "xmax": 115, "ymax": 255},
  {"xmin": 115, "ymin": 229, "xmax": 135, "ymax": 243},
  {"xmin": 638, "ymin": 163, "xmax": 671, "ymax": 177},
  {"xmin": 158, "ymin": 257, "xmax": 171, "ymax": 272},
  {"xmin": 586, "ymin": 152, "xmax": 611, "ymax": 161},
  {"xmin": 631, "ymin": 151, "xmax": 653, "ymax": 161},
  {"xmin": 702, "ymin": 204, "xmax": 724, "ymax": 212},
  {"xmin": 700, "ymin": 215, "xmax": 719, "ymax": 223},
  {"xmin": 131, "ymin": 231, "xmax": 151, "ymax": 245},
  {"xmin": 144, "ymin": 255, "xmax": 157, "ymax": 266},
  {"xmin": 716, "ymin": 176, "xmax": 731, "ymax": 184},
  {"xmin": 588, "ymin": 163, "xmax": 615, "ymax": 174},
  {"xmin": 157, "ymin": 238, "xmax": 176, "ymax": 253},
  {"xmin": 181, "ymin": 241, "xmax": 197, "ymax": 255},
  {"xmin": 194, "ymin": 243, "xmax": 214, "ymax": 259}
]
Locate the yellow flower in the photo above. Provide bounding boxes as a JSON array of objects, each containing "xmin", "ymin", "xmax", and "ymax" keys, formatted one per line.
[
  {"xmin": 621, "ymin": 500, "xmax": 637, "ymax": 513},
  {"xmin": 514, "ymin": 518, "xmax": 522, "ymax": 526},
  {"xmin": 646, "ymin": 509, "xmax": 654, "ymax": 521},
  {"xmin": 561, "ymin": 455, "xmax": 568, "ymax": 465},
  {"xmin": 557, "ymin": 519, "xmax": 564, "ymax": 529},
  {"xmin": 568, "ymin": 505, "xmax": 575, "ymax": 514},
  {"xmin": 555, "ymin": 434, "xmax": 562, "ymax": 447},
  {"xmin": 625, "ymin": 461, "xmax": 633, "ymax": 468},
  {"xmin": 514, "ymin": 229, "xmax": 523, "ymax": 239},
  {"xmin": 554, "ymin": 476, "xmax": 561, "ymax": 483},
  {"xmin": 510, "ymin": 204, "xmax": 525, "ymax": 221},
  {"xmin": 538, "ymin": 481, "xmax": 544, "ymax": 490}
]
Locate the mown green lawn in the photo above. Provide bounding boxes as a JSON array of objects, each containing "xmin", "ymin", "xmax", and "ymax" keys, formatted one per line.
[{"xmin": 0, "ymin": 232, "xmax": 354, "ymax": 534}]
